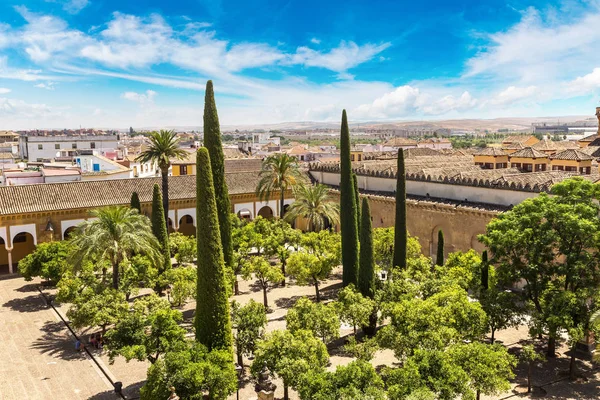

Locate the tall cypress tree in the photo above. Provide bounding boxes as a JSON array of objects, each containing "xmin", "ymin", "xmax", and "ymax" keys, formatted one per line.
[
  {"xmin": 353, "ymin": 173, "xmax": 361, "ymax": 234},
  {"xmin": 203, "ymin": 80, "xmax": 233, "ymax": 270},
  {"xmin": 195, "ymin": 147, "xmax": 233, "ymax": 352},
  {"xmin": 130, "ymin": 192, "xmax": 141, "ymax": 213},
  {"xmin": 358, "ymin": 197, "xmax": 374, "ymax": 299},
  {"xmin": 392, "ymin": 149, "xmax": 407, "ymax": 270},
  {"xmin": 151, "ymin": 184, "xmax": 171, "ymax": 290},
  {"xmin": 481, "ymin": 250, "xmax": 489, "ymax": 291},
  {"xmin": 436, "ymin": 230, "xmax": 445, "ymax": 266},
  {"xmin": 340, "ymin": 110, "xmax": 359, "ymax": 286}
]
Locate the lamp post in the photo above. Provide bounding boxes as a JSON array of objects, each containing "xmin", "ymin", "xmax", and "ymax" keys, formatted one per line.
[
  {"xmin": 234, "ymin": 363, "xmax": 243, "ymax": 400},
  {"xmin": 44, "ymin": 219, "xmax": 55, "ymax": 241}
]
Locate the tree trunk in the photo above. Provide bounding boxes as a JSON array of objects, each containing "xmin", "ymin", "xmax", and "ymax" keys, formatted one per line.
[
  {"xmin": 314, "ymin": 280, "xmax": 320, "ymax": 302},
  {"xmin": 569, "ymin": 350, "xmax": 577, "ymax": 381},
  {"xmin": 283, "ymin": 384, "xmax": 289, "ymax": 400},
  {"xmin": 161, "ymin": 167, "xmax": 169, "ymax": 232},
  {"xmin": 476, "ymin": 389, "xmax": 480, "ymax": 400},
  {"xmin": 490, "ymin": 328, "xmax": 495, "ymax": 344},
  {"xmin": 112, "ymin": 262, "xmax": 119, "ymax": 290},
  {"xmin": 263, "ymin": 286, "xmax": 268, "ymax": 309},
  {"xmin": 280, "ymin": 188, "xmax": 285, "ymax": 219},
  {"xmin": 364, "ymin": 308, "xmax": 377, "ymax": 337},
  {"xmin": 280, "ymin": 260, "xmax": 286, "ymax": 287},
  {"xmin": 527, "ymin": 363, "xmax": 532, "ymax": 393},
  {"xmin": 353, "ymin": 324, "xmax": 357, "ymax": 336},
  {"xmin": 234, "ymin": 276, "xmax": 239, "ymax": 296},
  {"xmin": 237, "ymin": 348, "xmax": 244, "ymax": 368},
  {"xmin": 547, "ymin": 336, "xmax": 556, "ymax": 357}
]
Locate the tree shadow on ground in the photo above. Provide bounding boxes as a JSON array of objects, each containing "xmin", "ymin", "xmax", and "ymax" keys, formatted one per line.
[
  {"xmin": 30, "ymin": 320, "xmax": 85, "ymax": 361},
  {"xmin": 15, "ymin": 282, "xmax": 39, "ymax": 292},
  {"xmin": 87, "ymin": 380, "xmax": 145, "ymax": 400},
  {"xmin": 274, "ymin": 295, "xmax": 305, "ymax": 309},
  {"xmin": 3, "ymin": 294, "xmax": 48, "ymax": 313}
]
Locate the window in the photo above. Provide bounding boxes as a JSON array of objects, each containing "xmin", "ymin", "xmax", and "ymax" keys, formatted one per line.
[
  {"xmin": 13, "ymin": 233, "xmax": 28, "ymax": 243},
  {"xmin": 351, "ymin": 154, "xmax": 355, "ymax": 161},
  {"xmin": 55, "ymin": 144, "xmax": 60, "ymax": 150},
  {"xmin": 180, "ymin": 165, "xmax": 188, "ymax": 175},
  {"xmin": 90, "ymin": 142, "xmax": 96, "ymax": 149},
  {"xmin": 72, "ymin": 143, "xmax": 77, "ymax": 149},
  {"xmin": 93, "ymin": 163, "xmax": 100, "ymax": 172},
  {"xmin": 38, "ymin": 144, "xmax": 43, "ymax": 150}
]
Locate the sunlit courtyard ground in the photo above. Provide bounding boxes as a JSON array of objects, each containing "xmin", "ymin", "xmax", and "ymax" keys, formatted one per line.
[{"xmin": 2, "ymin": 268, "xmax": 599, "ymax": 400}]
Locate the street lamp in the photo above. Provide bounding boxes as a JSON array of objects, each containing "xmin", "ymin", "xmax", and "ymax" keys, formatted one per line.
[
  {"xmin": 234, "ymin": 363, "xmax": 243, "ymax": 400},
  {"xmin": 44, "ymin": 219, "xmax": 54, "ymax": 241}
]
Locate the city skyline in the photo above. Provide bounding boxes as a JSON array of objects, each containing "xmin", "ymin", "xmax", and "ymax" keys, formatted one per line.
[{"xmin": 1, "ymin": 0, "xmax": 600, "ymax": 129}]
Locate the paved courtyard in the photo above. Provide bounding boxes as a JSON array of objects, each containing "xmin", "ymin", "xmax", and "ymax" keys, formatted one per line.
[{"xmin": 1, "ymin": 270, "xmax": 599, "ymax": 399}]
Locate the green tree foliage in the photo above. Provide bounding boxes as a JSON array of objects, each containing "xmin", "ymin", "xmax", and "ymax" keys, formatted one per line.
[
  {"xmin": 436, "ymin": 250, "xmax": 482, "ymax": 292},
  {"xmin": 203, "ymin": 80, "xmax": 233, "ymax": 269},
  {"xmin": 231, "ymin": 299, "xmax": 267, "ymax": 367},
  {"xmin": 335, "ymin": 285, "xmax": 375, "ymax": 335},
  {"xmin": 343, "ymin": 336, "xmax": 379, "ymax": 362},
  {"xmin": 264, "ymin": 218, "xmax": 302, "ymax": 286},
  {"xmin": 256, "ymin": 153, "xmax": 303, "ymax": 217},
  {"xmin": 130, "ymin": 191, "xmax": 141, "ymax": 213},
  {"xmin": 353, "ymin": 173, "xmax": 361, "ymax": 233},
  {"xmin": 168, "ymin": 232, "xmax": 197, "ymax": 264},
  {"xmin": 140, "ymin": 342, "xmax": 237, "ymax": 400},
  {"xmin": 286, "ymin": 230, "xmax": 340, "ymax": 302},
  {"xmin": 448, "ymin": 342, "xmax": 516, "ymax": 400},
  {"xmin": 252, "ymin": 329, "xmax": 329, "ymax": 400},
  {"xmin": 373, "ymin": 227, "xmax": 421, "ymax": 276},
  {"xmin": 284, "ymin": 183, "xmax": 340, "ymax": 232},
  {"xmin": 135, "ymin": 130, "xmax": 188, "ymax": 221},
  {"xmin": 67, "ymin": 288, "xmax": 129, "ymax": 334},
  {"xmin": 241, "ymin": 256, "xmax": 284, "ymax": 309},
  {"xmin": 69, "ymin": 206, "xmax": 161, "ymax": 290},
  {"xmin": 194, "ymin": 147, "xmax": 232, "ymax": 352},
  {"xmin": 105, "ymin": 294, "xmax": 186, "ymax": 364},
  {"xmin": 297, "ymin": 360, "xmax": 386, "ymax": 400},
  {"xmin": 119, "ymin": 255, "xmax": 159, "ymax": 300},
  {"xmin": 358, "ymin": 197, "xmax": 375, "ymax": 299},
  {"xmin": 519, "ymin": 344, "xmax": 545, "ymax": 393},
  {"xmin": 18, "ymin": 241, "xmax": 73, "ymax": 283},
  {"xmin": 436, "ymin": 230, "xmax": 445, "ymax": 266},
  {"xmin": 393, "ymin": 149, "xmax": 407, "ymax": 270},
  {"xmin": 286, "ymin": 297, "xmax": 340, "ymax": 343},
  {"xmin": 165, "ymin": 266, "xmax": 196, "ymax": 307},
  {"xmin": 480, "ymin": 287, "xmax": 523, "ymax": 343},
  {"xmin": 151, "ymin": 184, "xmax": 171, "ymax": 290},
  {"xmin": 339, "ymin": 109, "xmax": 359, "ymax": 286},
  {"xmin": 480, "ymin": 250, "xmax": 489, "ymax": 291}
]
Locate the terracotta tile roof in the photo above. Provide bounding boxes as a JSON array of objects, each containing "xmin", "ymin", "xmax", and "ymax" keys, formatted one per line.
[
  {"xmin": 531, "ymin": 139, "xmax": 578, "ymax": 151},
  {"xmin": 502, "ymin": 142, "xmax": 524, "ymax": 150},
  {"xmin": 474, "ymin": 147, "xmax": 508, "ymax": 156},
  {"xmin": 509, "ymin": 147, "xmax": 548, "ymax": 159},
  {"xmin": 549, "ymin": 149, "xmax": 593, "ymax": 161},
  {"xmin": 579, "ymin": 134, "xmax": 598, "ymax": 143},
  {"xmin": 582, "ymin": 146, "xmax": 600, "ymax": 158},
  {"xmin": 0, "ymin": 172, "xmax": 261, "ymax": 215},
  {"xmin": 403, "ymin": 148, "xmax": 441, "ymax": 158},
  {"xmin": 502, "ymin": 135, "xmax": 537, "ymax": 144},
  {"xmin": 384, "ymin": 137, "xmax": 418, "ymax": 147}
]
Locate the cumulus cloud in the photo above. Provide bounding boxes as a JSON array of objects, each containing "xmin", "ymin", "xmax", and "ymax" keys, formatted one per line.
[
  {"xmin": 310, "ymin": 38, "xmax": 321, "ymax": 45},
  {"xmin": 566, "ymin": 68, "xmax": 600, "ymax": 94},
  {"xmin": 490, "ymin": 86, "xmax": 538, "ymax": 106},
  {"xmin": 0, "ymin": 88, "xmax": 11, "ymax": 94},
  {"xmin": 121, "ymin": 90, "xmax": 157, "ymax": 103},
  {"xmin": 0, "ymin": 96, "xmax": 64, "ymax": 119}
]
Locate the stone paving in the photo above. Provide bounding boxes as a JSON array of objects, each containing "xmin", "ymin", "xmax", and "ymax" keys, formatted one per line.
[{"xmin": 0, "ymin": 276, "xmax": 118, "ymax": 400}]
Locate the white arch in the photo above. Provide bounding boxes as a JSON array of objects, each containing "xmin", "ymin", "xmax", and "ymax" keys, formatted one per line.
[
  {"xmin": 168, "ymin": 210, "xmax": 176, "ymax": 229},
  {"xmin": 255, "ymin": 200, "xmax": 278, "ymax": 217},
  {"xmin": 234, "ymin": 202, "xmax": 254, "ymax": 219},
  {"xmin": 0, "ymin": 227, "xmax": 7, "ymax": 248},
  {"xmin": 61, "ymin": 219, "xmax": 85, "ymax": 239},
  {"xmin": 177, "ymin": 208, "xmax": 196, "ymax": 226},
  {"xmin": 10, "ymin": 224, "xmax": 37, "ymax": 246}
]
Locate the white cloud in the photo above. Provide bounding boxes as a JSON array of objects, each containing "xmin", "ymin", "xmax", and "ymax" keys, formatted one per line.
[
  {"xmin": 63, "ymin": 0, "xmax": 89, "ymax": 14},
  {"xmin": 0, "ymin": 88, "xmax": 11, "ymax": 94},
  {"xmin": 121, "ymin": 90, "xmax": 157, "ymax": 103},
  {"xmin": 310, "ymin": 38, "xmax": 321, "ymax": 45},
  {"xmin": 0, "ymin": 96, "xmax": 65, "ymax": 120},
  {"xmin": 34, "ymin": 82, "xmax": 56, "ymax": 90},
  {"xmin": 566, "ymin": 68, "xmax": 600, "ymax": 94},
  {"xmin": 490, "ymin": 85, "xmax": 538, "ymax": 106}
]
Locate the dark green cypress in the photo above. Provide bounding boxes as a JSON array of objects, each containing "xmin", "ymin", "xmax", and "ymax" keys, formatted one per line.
[
  {"xmin": 203, "ymin": 80, "xmax": 233, "ymax": 270},
  {"xmin": 151, "ymin": 184, "xmax": 171, "ymax": 288},
  {"xmin": 353, "ymin": 173, "xmax": 361, "ymax": 234},
  {"xmin": 481, "ymin": 250, "xmax": 489, "ymax": 291},
  {"xmin": 194, "ymin": 147, "xmax": 233, "ymax": 351},
  {"xmin": 358, "ymin": 197, "xmax": 374, "ymax": 299},
  {"xmin": 392, "ymin": 150, "xmax": 407, "ymax": 270},
  {"xmin": 436, "ymin": 230, "xmax": 444, "ymax": 266},
  {"xmin": 130, "ymin": 192, "xmax": 141, "ymax": 213},
  {"xmin": 340, "ymin": 110, "xmax": 359, "ymax": 286}
]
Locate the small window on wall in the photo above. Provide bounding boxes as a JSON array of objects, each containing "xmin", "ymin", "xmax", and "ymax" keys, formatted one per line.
[
  {"xmin": 38, "ymin": 144, "xmax": 43, "ymax": 150},
  {"xmin": 55, "ymin": 144, "xmax": 60, "ymax": 150},
  {"xmin": 90, "ymin": 142, "xmax": 96, "ymax": 149},
  {"xmin": 93, "ymin": 163, "xmax": 100, "ymax": 172},
  {"xmin": 72, "ymin": 143, "xmax": 77, "ymax": 149}
]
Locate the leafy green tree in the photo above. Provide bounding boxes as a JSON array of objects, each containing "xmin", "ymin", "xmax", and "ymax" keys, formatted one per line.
[
  {"xmin": 297, "ymin": 360, "xmax": 385, "ymax": 400},
  {"xmin": 339, "ymin": 109, "xmax": 359, "ymax": 286},
  {"xmin": 284, "ymin": 183, "xmax": 340, "ymax": 232},
  {"xmin": 257, "ymin": 153, "xmax": 303, "ymax": 217},
  {"xmin": 119, "ymin": 254, "xmax": 159, "ymax": 300},
  {"xmin": 286, "ymin": 297, "xmax": 340, "ymax": 343},
  {"xmin": 480, "ymin": 250, "xmax": 489, "ymax": 291},
  {"xmin": 165, "ymin": 266, "xmax": 196, "ymax": 307},
  {"xmin": 231, "ymin": 299, "xmax": 267, "ymax": 367},
  {"xmin": 263, "ymin": 218, "xmax": 301, "ymax": 286},
  {"xmin": 436, "ymin": 230, "xmax": 444, "ymax": 266},
  {"xmin": 194, "ymin": 147, "xmax": 233, "ymax": 352},
  {"xmin": 480, "ymin": 287, "xmax": 523, "ymax": 343},
  {"xmin": 252, "ymin": 329, "xmax": 329, "ymax": 400},
  {"xmin": 69, "ymin": 206, "xmax": 161, "ymax": 290},
  {"xmin": 437, "ymin": 250, "xmax": 482, "ymax": 292},
  {"xmin": 358, "ymin": 198, "xmax": 375, "ymax": 299},
  {"xmin": 448, "ymin": 342, "xmax": 516, "ymax": 400},
  {"xmin": 105, "ymin": 294, "xmax": 186, "ymax": 364},
  {"xmin": 67, "ymin": 288, "xmax": 129, "ymax": 334},
  {"xmin": 140, "ymin": 342, "xmax": 237, "ymax": 400},
  {"xmin": 373, "ymin": 227, "xmax": 421, "ymax": 276},
  {"xmin": 203, "ymin": 80, "xmax": 233, "ymax": 269},
  {"xmin": 335, "ymin": 285, "xmax": 375, "ymax": 335},
  {"xmin": 343, "ymin": 336, "xmax": 378, "ymax": 362},
  {"xmin": 168, "ymin": 232, "xmax": 197, "ymax": 264},
  {"xmin": 151, "ymin": 184, "xmax": 171, "ymax": 292},
  {"xmin": 353, "ymin": 173, "xmax": 361, "ymax": 233},
  {"xmin": 130, "ymin": 191, "xmax": 141, "ymax": 213},
  {"xmin": 519, "ymin": 344, "xmax": 545, "ymax": 393},
  {"xmin": 393, "ymin": 149, "xmax": 407, "ymax": 270},
  {"xmin": 241, "ymin": 256, "xmax": 284, "ymax": 309},
  {"xmin": 18, "ymin": 241, "xmax": 73, "ymax": 283},
  {"xmin": 135, "ymin": 130, "xmax": 188, "ymax": 222}
]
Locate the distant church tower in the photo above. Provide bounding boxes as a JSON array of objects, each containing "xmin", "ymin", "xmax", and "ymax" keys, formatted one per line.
[{"xmin": 596, "ymin": 107, "xmax": 600, "ymax": 134}]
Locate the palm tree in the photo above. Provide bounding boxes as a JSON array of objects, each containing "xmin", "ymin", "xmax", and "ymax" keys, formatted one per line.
[
  {"xmin": 284, "ymin": 184, "xmax": 340, "ymax": 232},
  {"xmin": 256, "ymin": 153, "xmax": 303, "ymax": 217},
  {"xmin": 135, "ymin": 130, "xmax": 188, "ymax": 221},
  {"xmin": 70, "ymin": 206, "xmax": 161, "ymax": 290}
]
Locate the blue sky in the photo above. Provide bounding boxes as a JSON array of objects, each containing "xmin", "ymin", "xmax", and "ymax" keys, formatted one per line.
[{"xmin": 1, "ymin": 0, "xmax": 600, "ymax": 129}]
